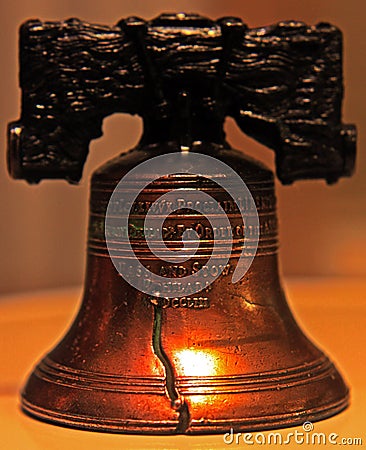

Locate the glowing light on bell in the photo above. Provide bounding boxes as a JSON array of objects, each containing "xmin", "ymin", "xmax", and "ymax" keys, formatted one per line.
[{"xmin": 175, "ymin": 349, "xmax": 217, "ymax": 377}]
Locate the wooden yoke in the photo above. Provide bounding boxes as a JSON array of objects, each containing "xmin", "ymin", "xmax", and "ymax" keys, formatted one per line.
[{"xmin": 8, "ymin": 13, "xmax": 356, "ymax": 184}]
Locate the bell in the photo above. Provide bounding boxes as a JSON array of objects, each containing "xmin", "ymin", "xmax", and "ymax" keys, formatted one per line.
[{"xmin": 8, "ymin": 14, "xmax": 356, "ymax": 434}]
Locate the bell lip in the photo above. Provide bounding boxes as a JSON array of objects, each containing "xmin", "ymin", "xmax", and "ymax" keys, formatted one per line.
[
  {"xmin": 20, "ymin": 354, "xmax": 349, "ymax": 435},
  {"xmin": 21, "ymin": 394, "xmax": 349, "ymax": 435}
]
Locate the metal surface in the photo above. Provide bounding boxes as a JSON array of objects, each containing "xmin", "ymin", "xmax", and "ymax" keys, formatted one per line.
[
  {"xmin": 21, "ymin": 143, "xmax": 349, "ymax": 433},
  {"xmin": 8, "ymin": 13, "xmax": 355, "ymax": 434}
]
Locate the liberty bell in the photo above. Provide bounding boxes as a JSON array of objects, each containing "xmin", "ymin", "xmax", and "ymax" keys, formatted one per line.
[{"xmin": 8, "ymin": 14, "xmax": 356, "ymax": 434}]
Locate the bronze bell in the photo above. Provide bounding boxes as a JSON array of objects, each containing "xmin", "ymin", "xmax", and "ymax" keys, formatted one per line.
[{"xmin": 7, "ymin": 14, "xmax": 356, "ymax": 434}]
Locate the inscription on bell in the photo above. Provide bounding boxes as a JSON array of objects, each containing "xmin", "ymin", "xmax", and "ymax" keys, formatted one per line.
[
  {"xmin": 159, "ymin": 262, "xmax": 231, "ymax": 278},
  {"xmin": 107, "ymin": 194, "xmax": 275, "ymax": 215},
  {"xmin": 147, "ymin": 296, "xmax": 210, "ymax": 309},
  {"xmin": 102, "ymin": 219, "xmax": 276, "ymax": 241}
]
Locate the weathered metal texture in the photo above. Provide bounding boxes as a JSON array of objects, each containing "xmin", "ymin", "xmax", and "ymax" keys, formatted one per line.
[
  {"xmin": 8, "ymin": 13, "xmax": 355, "ymax": 184},
  {"xmin": 9, "ymin": 13, "xmax": 354, "ymax": 434}
]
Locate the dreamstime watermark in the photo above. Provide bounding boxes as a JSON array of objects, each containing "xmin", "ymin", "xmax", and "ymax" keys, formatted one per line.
[
  {"xmin": 105, "ymin": 152, "xmax": 259, "ymax": 298},
  {"xmin": 223, "ymin": 421, "xmax": 363, "ymax": 446}
]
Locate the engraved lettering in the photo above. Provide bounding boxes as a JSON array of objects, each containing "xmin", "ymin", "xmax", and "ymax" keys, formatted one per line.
[
  {"xmin": 144, "ymin": 295, "xmax": 210, "ymax": 309},
  {"xmin": 106, "ymin": 194, "xmax": 275, "ymax": 217},
  {"xmin": 101, "ymin": 216, "xmax": 277, "ymax": 241}
]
